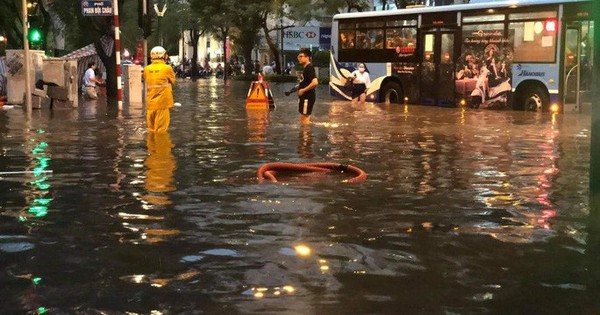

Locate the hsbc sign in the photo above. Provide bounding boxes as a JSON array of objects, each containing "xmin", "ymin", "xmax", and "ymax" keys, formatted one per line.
[
  {"xmin": 285, "ymin": 30, "xmax": 317, "ymax": 39},
  {"xmin": 283, "ymin": 27, "xmax": 321, "ymax": 50}
]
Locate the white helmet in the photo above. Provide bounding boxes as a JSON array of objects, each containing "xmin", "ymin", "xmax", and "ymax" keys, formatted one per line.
[{"xmin": 150, "ymin": 46, "xmax": 166, "ymax": 59}]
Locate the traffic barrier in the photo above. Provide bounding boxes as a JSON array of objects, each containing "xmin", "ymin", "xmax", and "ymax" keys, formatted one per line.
[{"xmin": 246, "ymin": 76, "xmax": 275, "ymax": 110}]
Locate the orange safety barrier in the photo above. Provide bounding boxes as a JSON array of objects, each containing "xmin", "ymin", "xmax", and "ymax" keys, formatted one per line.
[
  {"xmin": 246, "ymin": 80, "xmax": 275, "ymax": 110},
  {"xmin": 257, "ymin": 162, "xmax": 367, "ymax": 183}
]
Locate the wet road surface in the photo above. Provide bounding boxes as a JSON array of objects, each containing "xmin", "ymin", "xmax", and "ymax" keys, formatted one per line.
[{"xmin": 0, "ymin": 78, "xmax": 597, "ymax": 314}]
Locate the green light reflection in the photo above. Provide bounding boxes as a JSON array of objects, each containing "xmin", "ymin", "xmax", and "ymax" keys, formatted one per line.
[
  {"xmin": 26, "ymin": 140, "xmax": 52, "ymax": 218},
  {"xmin": 28, "ymin": 206, "xmax": 48, "ymax": 217},
  {"xmin": 34, "ymin": 198, "xmax": 53, "ymax": 205}
]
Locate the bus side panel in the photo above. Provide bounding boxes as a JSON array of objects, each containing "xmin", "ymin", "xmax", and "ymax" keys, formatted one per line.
[
  {"xmin": 391, "ymin": 63, "xmax": 420, "ymax": 103},
  {"xmin": 512, "ymin": 63, "xmax": 559, "ymax": 103}
]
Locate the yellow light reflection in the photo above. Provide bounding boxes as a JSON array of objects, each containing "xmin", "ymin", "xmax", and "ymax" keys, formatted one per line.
[
  {"xmin": 294, "ymin": 245, "xmax": 311, "ymax": 256},
  {"xmin": 133, "ymin": 275, "xmax": 145, "ymax": 283},
  {"xmin": 283, "ymin": 285, "xmax": 295, "ymax": 293}
]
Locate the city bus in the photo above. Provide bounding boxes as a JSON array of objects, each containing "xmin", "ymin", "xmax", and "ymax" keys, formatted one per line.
[{"xmin": 329, "ymin": 0, "xmax": 593, "ymax": 112}]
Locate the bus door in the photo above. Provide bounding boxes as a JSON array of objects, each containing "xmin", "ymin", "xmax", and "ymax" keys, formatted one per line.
[
  {"xmin": 419, "ymin": 28, "xmax": 456, "ymax": 106},
  {"xmin": 563, "ymin": 20, "xmax": 593, "ymax": 112}
]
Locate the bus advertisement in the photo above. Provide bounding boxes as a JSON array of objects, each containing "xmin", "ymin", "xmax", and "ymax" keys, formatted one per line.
[{"xmin": 329, "ymin": 0, "xmax": 593, "ymax": 112}]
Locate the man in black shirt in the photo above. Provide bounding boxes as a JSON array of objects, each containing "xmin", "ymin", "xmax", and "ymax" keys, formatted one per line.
[{"xmin": 296, "ymin": 48, "xmax": 318, "ymax": 124}]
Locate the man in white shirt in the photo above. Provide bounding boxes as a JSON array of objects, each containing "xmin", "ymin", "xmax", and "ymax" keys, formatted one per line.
[{"xmin": 83, "ymin": 61, "xmax": 102, "ymax": 100}]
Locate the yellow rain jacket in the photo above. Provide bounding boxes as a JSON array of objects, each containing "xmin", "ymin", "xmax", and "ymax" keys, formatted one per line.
[{"xmin": 143, "ymin": 59, "xmax": 176, "ymax": 110}]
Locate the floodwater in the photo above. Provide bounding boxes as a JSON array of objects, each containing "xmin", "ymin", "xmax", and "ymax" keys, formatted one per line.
[{"xmin": 0, "ymin": 78, "xmax": 597, "ymax": 314}]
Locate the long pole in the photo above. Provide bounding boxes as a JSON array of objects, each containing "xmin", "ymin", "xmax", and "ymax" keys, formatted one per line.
[
  {"xmin": 591, "ymin": 0, "xmax": 600, "ymax": 212},
  {"xmin": 154, "ymin": 4, "xmax": 167, "ymax": 48},
  {"xmin": 280, "ymin": 17, "xmax": 285, "ymax": 75},
  {"xmin": 158, "ymin": 16, "xmax": 162, "ymax": 47},
  {"xmin": 22, "ymin": 0, "xmax": 31, "ymax": 111},
  {"xmin": 113, "ymin": 0, "xmax": 122, "ymax": 110},
  {"xmin": 142, "ymin": 0, "xmax": 147, "ymax": 68}
]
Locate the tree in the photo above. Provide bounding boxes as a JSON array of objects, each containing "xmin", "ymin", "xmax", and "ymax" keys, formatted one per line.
[
  {"xmin": 163, "ymin": 0, "xmax": 204, "ymax": 78},
  {"xmin": 49, "ymin": 0, "xmax": 133, "ymax": 99},
  {"xmin": 230, "ymin": 8, "xmax": 262, "ymax": 75},
  {"xmin": 190, "ymin": 0, "xmax": 237, "ymax": 80},
  {"xmin": 322, "ymin": 0, "xmax": 372, "ymax": 13},
  {"xmin": 394, "ymin": 0, "xmax": 425, "ymax": 8},
  {"xmin": 250, "ymin": 0, "xmax": 319, "ymax": 75}
]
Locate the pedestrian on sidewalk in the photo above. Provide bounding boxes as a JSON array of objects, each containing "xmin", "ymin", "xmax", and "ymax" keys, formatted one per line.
[
  {"xmin": 143, "ymin": 46, "xmax": 176, "ymax": 133},
  {"xmin": 83, "ymin": 61, "xmax": 103, "ymax": 100},
  {"xmin": 296, "ymin": 48, "xmax": 318, "ymax": 125}
]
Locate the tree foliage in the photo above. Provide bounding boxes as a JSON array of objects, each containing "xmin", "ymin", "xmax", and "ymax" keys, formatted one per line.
[{"xmin": 190, "ymin": 0, "xmax": 238, "ymax": 79}]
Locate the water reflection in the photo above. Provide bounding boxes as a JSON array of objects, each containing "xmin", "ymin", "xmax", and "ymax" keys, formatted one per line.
[
  {"xmin": 0, "ymin": 81, "xmax": 595, "ymax": 314},
  {"xmin": 297, "ymin": 124, "xmax": 313, "ymax": 159},
  {"xmin": 246, "ymin": 109, "xmax": 269, "ymax": 158},
  {"xmin": 144, "ymin": 132, "xmax": 176, "ymax": 204},
  {"xmin": 81, "ymin": 98, "xmax": 97, "ymax": 120},
  {"xmin": 117, "ymin": 131, "xmax": 179, "ymax": 244}
]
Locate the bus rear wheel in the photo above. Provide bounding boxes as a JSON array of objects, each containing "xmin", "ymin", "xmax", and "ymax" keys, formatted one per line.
[{"xmin": 381, "ymin": 82, "xmax": 402, "ymax": 104}]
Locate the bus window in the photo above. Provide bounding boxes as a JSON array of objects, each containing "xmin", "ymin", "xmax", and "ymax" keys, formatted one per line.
[
  {"xmin": 510, "ymin": 21, "xmax": 556, "ymax": 62},
  {"xmin": 356, "ymin": 30, "xmax": 369, "ymax": 49},
  {"xmin": 340, "ymin": 31, "xmax": 356, "ymax": 49},
  {"xmin": 357, "ymin": 21, "xmax": 384, "ymax": 28},
  {"xmin": 356, "ymin": 29, "xmax": 384, "ymax": 49},
  {"xmin": 386, "ymin": 19, "xmax": 417, "ymax": 27},
  {"xmin": 386, "ymin": 27, "xmax": 417, "ymax": 56},
  {"xmin": 424, "ymin": 33, "xmax": 435, "ymax": 61},
  {"xmin": 441, "ymin": 34, "xmax": 454, "ymax": 64},
  {"xmin": 340, "ymin": 21, "xmax": 356, "ymax": 29},
  {"xmin": 509, "ymin": 11, "xmax": 556, "ymax": 20},
  {"xmin": 463, "ymin": 14, "xmax": 505, "ymax": 23}
]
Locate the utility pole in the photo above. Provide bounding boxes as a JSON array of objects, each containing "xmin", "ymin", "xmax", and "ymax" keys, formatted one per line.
[
  {"xmin": 591, "ymin": 0, "xmax": 600, "ymax": 213},
  {"xmin": 22, "ymin": 0, "xmax": 32, "ymax": 112},
  {"xmin": 142, "ymin": 0, "xmax": 148, "ymax": 67},
  {"xmin": 154, "ymin": 2, "xmax": 167, "ymax": 47},
  {"xmin": 280, "ymin": 16, "xmax": 284, "ymax": 74}
]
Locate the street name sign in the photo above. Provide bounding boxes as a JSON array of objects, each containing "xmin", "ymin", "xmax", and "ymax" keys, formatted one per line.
[{"xmin": 81, "ymin": 0, "xmax": 113, "ymax": 16}]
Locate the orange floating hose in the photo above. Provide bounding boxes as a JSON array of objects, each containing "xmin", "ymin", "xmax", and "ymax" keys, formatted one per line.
[{"xmin": 257, "ymin": 162, "xmax": 367, "ymax": 183}]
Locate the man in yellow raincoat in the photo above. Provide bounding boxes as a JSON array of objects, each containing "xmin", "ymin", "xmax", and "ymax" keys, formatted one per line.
[{"xmin": 143, "ymin": 46, "xmax": 176, "ymax": 132}]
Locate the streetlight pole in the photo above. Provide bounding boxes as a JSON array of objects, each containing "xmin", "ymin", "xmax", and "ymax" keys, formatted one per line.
[
  {"xmin": 280, "ymin": 16, "xmax": 284, "ymax": 75},
  {"xmin": 591, "ymin": 0, "xmax": 600, "ymax": 212},
  {"xmin": 22, "ymin": 0, "xmax": 32, "ymax": 112},
  {"xmin": 154, "ymin": 2, "xmax": 167, "ymax": 47}
]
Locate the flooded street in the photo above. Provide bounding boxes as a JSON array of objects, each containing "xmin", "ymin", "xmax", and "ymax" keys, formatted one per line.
[{"xmin": 0, "ymin": 78, "xmax": 597, "ymax": 314}]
